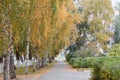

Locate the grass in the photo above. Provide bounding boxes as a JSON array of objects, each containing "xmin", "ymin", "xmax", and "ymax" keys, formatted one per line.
[
  {"xmin": 15, "ymin": 66, "xmax": 33, "ymax": 75},
  {"xmin": 14, "ymin": 62, "xmax": 55, "ymax": 80}
]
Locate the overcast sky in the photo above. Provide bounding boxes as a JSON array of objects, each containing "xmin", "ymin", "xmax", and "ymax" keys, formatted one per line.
[
  {"xmin": 111, "ymin": 0, "xmax": 120, "ymax": 15},
  {"xmin": 111, "ymin": 0, "xmax": 119, "ymax": 8}
]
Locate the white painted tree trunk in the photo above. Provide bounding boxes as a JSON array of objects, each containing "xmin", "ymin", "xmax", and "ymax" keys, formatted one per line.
[
  {"xmin": 9, "ymin": 44, "xmax": 16, "ymax": 79},
  {"xmin": 3, "ymin": 5, "xmax": 16, "ymax": 79},
  {"xmin": 9, "ymin": 19, "xmax": 16, "ymax": 79},
  {"xmin": 25, "ymin": 26, "xmax": 30, "ymax": 74},
  {"xmin": 4, "ymin": 50, "xmax": 10, "ymax": 80}
]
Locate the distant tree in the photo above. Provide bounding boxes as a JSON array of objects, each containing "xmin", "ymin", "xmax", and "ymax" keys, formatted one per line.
[
  {"xmin": 82, "ymin": 0, "xmax": 114, "ymax": 52},
  {"xmin": 114, "ymin": 3, "xmax": 120, "ymax": 43}
]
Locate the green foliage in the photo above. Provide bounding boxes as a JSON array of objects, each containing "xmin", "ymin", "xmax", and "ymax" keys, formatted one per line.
[
  {"xmin": 80, "ymin": 57, "xmax": 94, "ymax": 68},
  {"xmin": 91, "ymin": 57, "xmax": 105, "ymax": 80},
  {"xmin": 51, "ymin": 0, "xmax": 57, "ymax": 16},
  {"xmin": 91, "ymin": 57, "xmax": 120, "ymax": 80},
  {"xmin": 109, "ymin": 44, "xmax": 120, "ymax": 56},
  {"xmin": 114, "ymin": 3, "xmax": 120, "ymax": 43},
  {"xmin": 65, "ymin": 53, "xmax": 73, "ymax": 62},
  {"xmin": 80, "ymin": 57, "xmax": 106, "ymax": 68},
  {"xmin": 70, "ymin": 57, "xmax": 81, "ymax": 68},
  {"xmin": 69, "ymin": 58, "xmax": 74, "ymax": 65},
  {"xmin": 66, "ymin": 52, "xmax": 120, "ymax": 80},
  {"xmin": 100, "ymin": 61, "xmax": 120, "ymax": 80},
  {"xmin": 83, "ymin": 0, "xmax": 113, "ymax": 51}
]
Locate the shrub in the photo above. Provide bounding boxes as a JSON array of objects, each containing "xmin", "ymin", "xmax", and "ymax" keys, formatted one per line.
[
  {"xmin": 80, "ymin": 57, "xmax": 106, "ymax": 68},
  {"xmin": 71, "ymin": 57, "xmax": 81, "ymax": 68},
  {"xmin": 109, "ymin": 44, "xmax": 120, "ymax": 56},
  {"xmin": 91, "ymin": 57, "xmax": 120, "ymax": 80},
  {"xmin": 80, "ymin": 59, "xmax": 89, "ymax": 68},
  {"xmin": 81, "ymin": 57, "xmax": 96, "ymax": 68},
  {"xmin": 91, "ymin": 58, "xmax": 104, "ymax": 80},
  {"xmin": 69, "ymin": 58, "xmax": 74, "ymax": 65},
  {"xmin": 100, "ymin": 61, "xmax": 120, "ymax": 80},
  {"xmin": 100, "ymin": 59, "xmax": 120, "ymax": 80},
  {"xmin": 66, "ymin": 53, "xmax": 73, "ymax": 63}
]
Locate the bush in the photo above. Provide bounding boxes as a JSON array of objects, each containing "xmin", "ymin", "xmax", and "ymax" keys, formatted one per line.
[
  {"xmin": 91, "ymin": 58, "xmax": 105, "ymax": 80},
  {"xmin": 67, "ymin": 56, "xmax": 120, "ymax": 80},
  {"xmin": 100, "ymin": 61, "xmax": 120, "ymax": 80},
  {"xmin": 66, "ymin": 53, "xmax": 73, "ymax": 63},
  {"xmin": 91, "ymin": 57, "xmax": 120, "ymax": 80},
  {"xmin": 67, "ymin": 55, "xmax": 120, "ymax": 80},
  {"xmin": 70, "ymin": 57, "xmax": 81, "ymax": 68},
  {"xmin": 80, "ymin": 57, "xmax": 106, "ymax": 68},
  {"xmin": 80, "ymin": 57, "xmax": 95, "ymax": 68},
  {"xmin": 109, "ymin": 44, "xmax": 120, "ymax": 56},
  {"xmin": 69, "ymin": 58, "xmax": 74, "ymax": 65},
  {"xmin": 80, "ymin": 58, "xmax": 91, "ymax": 68}
]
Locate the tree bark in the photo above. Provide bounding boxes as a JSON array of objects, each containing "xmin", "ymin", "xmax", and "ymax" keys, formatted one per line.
[
  {"xmin": 36, "ymin": 57, "xmax": 39, "ymax": 70},
  {"xmin": 38, "ymin": 58, "xmax": 40, "ymax": 69},
  {"xmin": 9, "ymin": 47, "xmax": 16, "ymax": 79},
  {"xmin": 3, "ymin": 0, "xmax": 16, "ymax": 79},
  {"xmin": 48, "ymin": 56, "xmax": 52, "ymax": 63},
  {"xmin": 4, "ymin": 50, "xmax": 10, "ymax": 80},
  {"xmin": 25, "ymin": 26, "xmax": 30, "ymax": 74},
  {"xmin": 3, "ymin": 5, "xmax": 16, "ymax": 80},
  {"xmin": 44, "ymin": 57, "xmax": 47, "ymax": 66},
  {"xmin": 9, "ymin": 24, "xmax": 16, "ymax": 79},
  {"xmin": 36, "ymin": 57, "xmax": 40, "ymax": 70},
  {"xmin": 41, "ymin": 57, "xmax": 44, "ymax": 67},
  {"xmin": 41, "ymin": 57, "xmax": 47, "ymax": 67}
]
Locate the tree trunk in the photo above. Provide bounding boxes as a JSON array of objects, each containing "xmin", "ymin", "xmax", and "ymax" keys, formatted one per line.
[
  {"xmin": 41, "ymin": 57, "xmax": 47, "ymax": 67},
  {"xmin": 44, "ymin": 57, "xmax": 47, "ymax": 66},
  {"xmin": 38, "ymin": 58, "xmax": 40, "ymax": 69},
  {"xmin": 3, "ymin": 1, "xmax": 16, "ymax": 79},
  {"xmin": 36, "ymin": 57, "xmax": 40, "ymax": 70},
  {"xmin": 25, "ymin": 43, "xmax": 29, "ymax": 74},
  {"xmin": 36, "ymin": 57, "xmax": 39, "ymax": 70},
  {"xmin": 9, "ymin": 46, "xmax": 16, "ymax": 79},
  {"xmin": 25, "ymin": 50, "xmax": 29, "ymax": 74},
  {"xmin": 39, "ymin": 59, "xmax": 42, "ymax": 68},
  {"xmin": 25, "ymin": 26, "xmax": 30, "ymax": 74},
  {"xmin": 48, "ymin": 56, "xmax": 52, "ymax": 63},
  {"xmin": 9, "ymin": 17, "xmax": 16, "ymax": 79},
  {"xmin": 41, "ymin": 57, "xmax": 44, "ymax": 67},
  {"xmin": 4, "ymin": 50, "xmax": 10, "ymax": 80},
  {"xmin": 52, "ymin": 56, "xmax": 54, "ymax": 61}
]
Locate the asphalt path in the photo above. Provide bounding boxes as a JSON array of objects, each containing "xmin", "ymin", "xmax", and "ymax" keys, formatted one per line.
[{"xmin": 39, "ymin": 61, "xmax": 91, "ymax": 80}]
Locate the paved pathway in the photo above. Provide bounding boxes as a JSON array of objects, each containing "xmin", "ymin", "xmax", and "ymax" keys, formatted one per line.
[{"xmin": 39, "ymin": 61, "xmax": 91, "ymax": 80}]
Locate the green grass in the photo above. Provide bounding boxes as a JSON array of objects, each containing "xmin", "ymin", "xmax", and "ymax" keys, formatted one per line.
[
  {"xmin": 15, "ymin": 62, "xmax": 55, "ymax": 75},
  {"xmin": 16, "ymin": 66, "xmax": 33, "ymax": 74}
]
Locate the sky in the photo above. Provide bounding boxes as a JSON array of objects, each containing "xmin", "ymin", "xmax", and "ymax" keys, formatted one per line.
[
  {"xmin": 111, "ymin": 0, "xmax": 120, "ymax": 15},
  {"xmin": 111, "ymin": 0, "xmax": 120, "ymax": 8}
]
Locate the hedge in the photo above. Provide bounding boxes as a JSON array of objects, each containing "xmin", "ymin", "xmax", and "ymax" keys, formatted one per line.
[
  {"xmin": 70, "ymin": 57, "xmax": 81, "ymax": 68},
  {"xmin": 66, "ymin": 55, "xmax": 120, "ymax": 80},
  {"xmin": 91, "ymin": 57, "xmax": 120, "ymax": 80}
]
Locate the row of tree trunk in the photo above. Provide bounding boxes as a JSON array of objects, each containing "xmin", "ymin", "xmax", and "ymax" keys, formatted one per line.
[
  {"xmin": 35, "ymin": 56, "xmax": 54, "ymax": 71},
  {"xmin": 36, "ymin": 57, "xmax": 48, "ymax": 70},
  {"xmin": 4, "ymin": 53, "xmax": 54, "ymax": 80}
]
